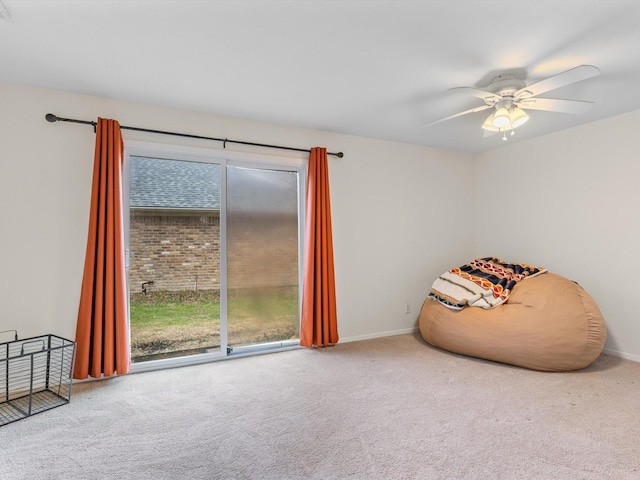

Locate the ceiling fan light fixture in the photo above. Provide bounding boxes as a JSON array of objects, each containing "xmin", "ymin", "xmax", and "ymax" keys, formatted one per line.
[
  {"xmin": 492, "ymin": 107, "xmax": 511, "ymax": 128},
  {"xmin": 482, "ymin": 113, "xmax": 500, "ymax": 131},
  {"xmin": 510, "ymin": 107, "xmax": 529, "ymax": 128}
]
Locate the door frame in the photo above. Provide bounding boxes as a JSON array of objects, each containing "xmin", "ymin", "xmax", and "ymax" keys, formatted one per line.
[{"xmin": 123, "ymin": 141, "xmax": 306, "ymax": 373}]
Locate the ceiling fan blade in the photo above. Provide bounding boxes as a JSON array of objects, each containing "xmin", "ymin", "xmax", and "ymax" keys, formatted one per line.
[
  {"xmin": 449, "ymin": 86, "xmax": 501, "ymax": 103},
  {"xmin": 517, "ymin": 97, "xmax": 594, "ymax": 114},
  {"xmin": 515, "ymin": 65, "xmax": 600, "ymax": 99},
  {"xmin": 421, "ymin": 104, "xmax": 492, "ymax": 127}
]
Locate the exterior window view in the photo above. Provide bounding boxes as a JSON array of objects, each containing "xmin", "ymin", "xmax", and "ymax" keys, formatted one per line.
[{"xmin": 128, "ymin": 156, "xmax": 300, "ymax": 362}]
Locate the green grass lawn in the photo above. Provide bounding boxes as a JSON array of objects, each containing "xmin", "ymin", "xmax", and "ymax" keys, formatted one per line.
[{"xmin": 130, "ymin": 289, "xmax": 299, "ymax": 360}]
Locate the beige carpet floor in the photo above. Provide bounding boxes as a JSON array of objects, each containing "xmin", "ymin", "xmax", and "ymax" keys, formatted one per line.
[{"xmin": 1, "ymin": 333, "xmax": 639, "ymax": 479}]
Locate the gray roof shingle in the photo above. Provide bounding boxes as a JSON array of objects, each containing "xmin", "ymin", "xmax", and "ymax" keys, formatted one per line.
[{"xmin": 129, "ymin": 156, "xmax": 221, "ymax": 210}]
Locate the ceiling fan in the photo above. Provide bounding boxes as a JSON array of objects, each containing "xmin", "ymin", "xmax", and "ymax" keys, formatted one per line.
[{"xmin": 422, "ymin": 65, "xmax": 601, "ymax": 139}]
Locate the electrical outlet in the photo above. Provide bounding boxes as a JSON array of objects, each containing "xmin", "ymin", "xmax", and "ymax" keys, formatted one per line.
[{"xmin": 404, "ymin": 303, "xmax": 411, "ymax": 314}]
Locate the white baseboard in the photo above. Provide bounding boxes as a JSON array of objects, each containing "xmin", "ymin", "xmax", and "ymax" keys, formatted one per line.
[
  {"xmin": 603, "ymin": 348, "xmax": 640, "ymax": 363},
  {"xmin": 339, "ymin": 327, "xmax": 419, "ymax": 344}
]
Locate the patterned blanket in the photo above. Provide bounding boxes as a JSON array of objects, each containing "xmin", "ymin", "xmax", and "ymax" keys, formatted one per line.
[{"xmin": 428, "ymin": 257, "xmax": 547, "ymax": 310}]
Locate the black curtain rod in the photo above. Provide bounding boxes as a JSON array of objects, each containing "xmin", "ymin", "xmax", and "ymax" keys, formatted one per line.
[{"xmin": 45, "ymin": 114, "xmax": 344, "ymax": 158}]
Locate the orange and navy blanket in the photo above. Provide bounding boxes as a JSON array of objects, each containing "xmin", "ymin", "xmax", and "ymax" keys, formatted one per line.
[{"xmin": 428, "ymin": 257, "xmax": 546, "ymax": 310}]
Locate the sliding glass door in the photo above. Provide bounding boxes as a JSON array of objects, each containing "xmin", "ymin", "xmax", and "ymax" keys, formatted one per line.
[
  {"xmin": 227, "ymin": 165, "xmax": 301, "ymax": 353},
  {"xmin": 124, "ymin": 147, "xmax": 303, "ymax": 366},
  {"xmin": 127, "ymin": 156, "xmax": 222, "ymax": 361}
]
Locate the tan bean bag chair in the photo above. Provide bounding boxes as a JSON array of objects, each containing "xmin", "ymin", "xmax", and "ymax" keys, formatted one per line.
[{"xmin": 419, "ymin": 272, "xmax": 606, "ymax": 371}]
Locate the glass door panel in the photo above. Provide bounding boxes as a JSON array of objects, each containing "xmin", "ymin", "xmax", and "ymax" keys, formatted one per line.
[
  {"xmin": 226, "ymin": 166, "xmax": 300, "ymax": 350},
  {"xmin": 128, "ymin": 156, "xmax": 221, "ymax": 362}
]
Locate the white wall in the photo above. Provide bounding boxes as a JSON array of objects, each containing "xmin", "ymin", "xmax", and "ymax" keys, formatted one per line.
[
  {"xmin": 473, "ymin": 109, "xmax": 640, "ymax": 361},
  {"xmin": 0, "ymin": 83, "xmax": 475, "ymax": 344}
]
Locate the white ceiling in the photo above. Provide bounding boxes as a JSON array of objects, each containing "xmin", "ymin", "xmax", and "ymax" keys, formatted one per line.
[{"xmin": 1, "ymin": 0, "xmax": 639, "ymax": 153}]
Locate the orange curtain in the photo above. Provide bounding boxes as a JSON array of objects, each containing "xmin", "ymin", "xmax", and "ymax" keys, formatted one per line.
[
  {"xmin": 300, "ymin": 147, "xmax": 338, "ymax": 347},
  {"xmin": 74, "ymin": 118, "xmax": 130, "ymax": 379}
]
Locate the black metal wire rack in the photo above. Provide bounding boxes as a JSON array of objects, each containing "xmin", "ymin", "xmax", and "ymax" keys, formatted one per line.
[{"xmin": 0, "ymin": 331, "xmax": 76, "ymax": 427}]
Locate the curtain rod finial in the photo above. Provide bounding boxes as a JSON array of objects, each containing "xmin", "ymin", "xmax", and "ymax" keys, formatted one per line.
[
  {"xmin": 335, "ymin": 152, "xmax": 344, "ymax": 158},
  {"xmin": 45, "ymin": 113, "xmax": 59, "ymax": 123}
]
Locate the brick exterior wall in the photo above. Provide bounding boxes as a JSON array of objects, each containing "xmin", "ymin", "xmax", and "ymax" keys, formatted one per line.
[
  {"xmin": 129, "ymin": 209, "xmax": 220, "ymax": 293},
  {"xmin": 129, "ymin": 209, "xmax": 298, "ymax": 293},
  {"xmin": 227, "ymin": 211, "xmax": 299, "ymax": 289}
]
